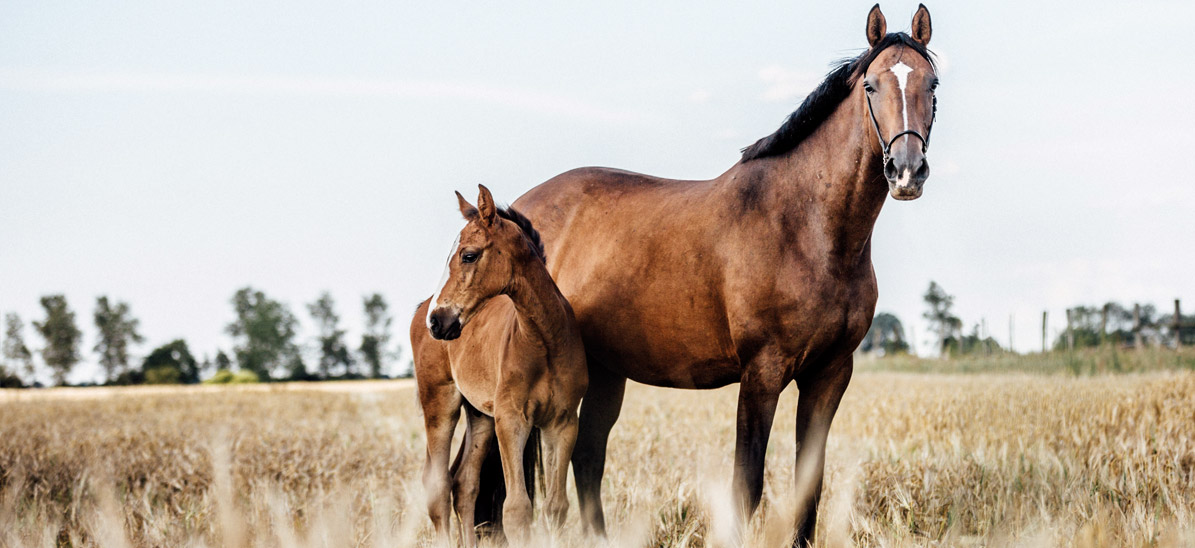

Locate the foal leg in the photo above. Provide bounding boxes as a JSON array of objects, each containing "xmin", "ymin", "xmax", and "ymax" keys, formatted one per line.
[
  {"xmin": 494, "ymin": 410, "xmax": 534, "ymax": 544},
  {"xmin": 540, "ymin": 412, "xmax": 580, "ymax": 528},
  {"xmin": 453, "ymin": 403, "xmax": 495, "ymax": 548},
  {"xmin": 420, "ymin": 383, "xmax": 462, "ymax": 543},
  {"xmin": 730, "ymin": 352, "xmax": 787, "ymax": 535},
  {"xmin": 792, "ymin": 356, "xmax": 853, "ymax": 547},
  {"xmin": 571, "ymin": 366, "xmax": 626, "ymax": 536}
]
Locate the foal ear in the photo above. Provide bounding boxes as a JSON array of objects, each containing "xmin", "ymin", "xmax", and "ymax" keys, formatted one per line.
[
  {"xmin": 866, "ymin": 4, "xmax": 887, "ymax": 47},
  {"xmin": 911, "ymin": 4, "xmax": 932, "ymax": 46},
  {"xmin": 456, "ymin": 191, "xmax": 479, "ymax": 221},
  {"xmin": 476, "ymin": 184, "xmax": 497, "ymax": 227}
]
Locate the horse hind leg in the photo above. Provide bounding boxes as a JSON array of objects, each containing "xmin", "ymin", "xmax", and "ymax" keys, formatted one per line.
[
  {"xmin": 571, "ymin": 366, "xmax": 626, "ymax": 536},
  {"xmin": 453, "ymin": 403, "xmax": 495, "ymax": 548}
]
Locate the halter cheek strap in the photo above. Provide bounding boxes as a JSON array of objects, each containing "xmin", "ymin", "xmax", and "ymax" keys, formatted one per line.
[{"xmin": 863, "ymin": 73, "xmax": 934, "ymax": 163}]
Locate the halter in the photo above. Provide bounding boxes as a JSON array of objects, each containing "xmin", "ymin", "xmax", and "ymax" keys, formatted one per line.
[{"xmin": 863, "ymin": 71, "xmax": 934, "ymax": 163}]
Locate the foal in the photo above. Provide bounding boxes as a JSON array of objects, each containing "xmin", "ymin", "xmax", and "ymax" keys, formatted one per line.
[{"xmin": 411, "ymin": 185, "xmax": 587, "ymax": 546}]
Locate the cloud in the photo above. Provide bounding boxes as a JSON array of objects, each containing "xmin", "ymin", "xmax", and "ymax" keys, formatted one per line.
[
  {"xmin": 757, "ymin": 65, "xmax": 823, "ymax": 103},
  {"xmin": 0, "ymin": 69, "xmax": 642, "ymax": 125},
  {"xmin": 688, "ymin": 89, "xmax": 712, "ymax": 104}
]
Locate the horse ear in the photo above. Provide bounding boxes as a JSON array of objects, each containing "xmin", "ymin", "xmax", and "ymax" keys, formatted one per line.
[
  {"xmin": 866, "ymin": 4, "xmax": 887, "ymax": 47},
  {"xmin": 476, "ymin": 184, "xmax": 497, "ymax": 227},
  {"xmin": 911, "ymin": 4, "xmax": 931, "ymax": 46},
  {"xmin": 456, "ymin": 191, "xmax": 479, "ymax": 221}
]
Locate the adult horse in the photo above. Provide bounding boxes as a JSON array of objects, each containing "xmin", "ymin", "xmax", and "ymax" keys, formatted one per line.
[{"xmin": 497, "ymin": 4, "xmax": 938, "ymax": 544}]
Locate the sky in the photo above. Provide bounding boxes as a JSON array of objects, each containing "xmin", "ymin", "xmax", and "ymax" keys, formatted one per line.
[{"xmin": 2, "ymin": 0, "xmax": 1193, "ymax": 383}]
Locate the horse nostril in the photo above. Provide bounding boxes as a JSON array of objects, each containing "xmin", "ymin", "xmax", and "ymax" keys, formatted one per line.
[
  {"xmin": 914, "ymin": 160, "xmax": 930, "ymax": 180},
  {"xmin": 429, "ymin": 315, "xmax": 440, "ymax": 331},
  {"xmin": 883, "ymin": 159, "xmax": 898, "ymax": 181}
]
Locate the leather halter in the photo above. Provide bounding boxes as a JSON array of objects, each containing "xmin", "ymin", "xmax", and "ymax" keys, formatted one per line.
[{"xmin": 863, "ymin": 71, "xmax": 934, "ymax": 163}]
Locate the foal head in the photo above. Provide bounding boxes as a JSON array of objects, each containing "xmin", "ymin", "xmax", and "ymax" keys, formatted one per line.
[
  {"xmin": 861, "ymin": 4, "xmax": 937, "ymax": 200},
  {"xmin": 426, "ymin": 185, "xmax": 546, "ymax": 340}
]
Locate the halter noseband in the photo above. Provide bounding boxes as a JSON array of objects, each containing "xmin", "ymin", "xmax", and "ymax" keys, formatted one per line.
[{"xmin": 863, "ymin": 70, "xmax": 934, "ymax": 163}]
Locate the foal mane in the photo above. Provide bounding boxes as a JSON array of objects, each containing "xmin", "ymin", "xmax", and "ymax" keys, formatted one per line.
[
  {"xmin": 496, "ymin": 207, "xmax": 547, "ymax": 263},
  {"xmin": 739, "ymin": 33, "xmax": 935, "ymax": 163}
]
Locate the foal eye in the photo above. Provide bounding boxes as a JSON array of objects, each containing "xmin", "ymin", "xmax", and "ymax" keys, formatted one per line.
[
  {"xmin": 461, "ymin": 252, "xmax": 479, "ymax": 264},
  {"xmin": 863, "ymin": 82, "xmax": 875, "ymax": 94}
]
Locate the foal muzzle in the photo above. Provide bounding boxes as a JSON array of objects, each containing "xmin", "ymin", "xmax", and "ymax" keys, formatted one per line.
[{"xmin": 427, "ymin": 308, "xmax": 463, "ymax": 340}]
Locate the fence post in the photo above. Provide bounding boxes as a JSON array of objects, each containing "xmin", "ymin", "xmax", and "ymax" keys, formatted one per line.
[
  {"xmin": 1066, "ymin": 308, "xmax": 1075, "ymax": 352},
  {"xmin": 1042, "ymin": 310, "xmax": 1048, "ymax": 353},
  {"xmin": 1100, "ymin": 303, "xmax": 1109, "ymax": 346},
  {"xmin": 1133, "ymin": 304, "xmax": 1143, "ymax": 348},
  {"xmin": 1175, "ymin": 299, "xmax": 1183, "ymax": 348},
  {"xmin": 1009, "ymin": 314, "xmax": 1015, "ymax": 353}
]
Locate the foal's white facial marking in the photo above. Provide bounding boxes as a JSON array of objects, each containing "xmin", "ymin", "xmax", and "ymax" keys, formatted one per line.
[
  {"xmin": 890, "ymin": 61, "xmax": 913, "ymax": 133},
  {"xmin": 426, "ymin": 234, "xmax": 460, "ymax": 329}
]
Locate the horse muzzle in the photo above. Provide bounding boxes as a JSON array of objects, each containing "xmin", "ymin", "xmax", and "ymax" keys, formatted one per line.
[
  {"xmin": 427, "ymin": 308, "xmax": 463, "ymax": 340},
  {"xmin": 884, "ymin": 153, "xmax": 929, "ymax": 201}
]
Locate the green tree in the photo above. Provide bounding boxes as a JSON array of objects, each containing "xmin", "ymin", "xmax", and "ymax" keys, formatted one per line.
[
  {"xmin": 308, "ymin": 292, "xmax": 353, "ymax": 378},
  {"xmin": 3, "ymin": 313, "xmax": 35, "ymax": 382},
  {"xmin": 215, "ymin": 349, "xmax": 233, "ymax": 371},
  {"xmin": 946, "ymin": 323, "xmax": 1004, "ymax": 355},
  {"xmin": 922, "ymin": 282, "xmax": 962, "ymax": 357},
  {"xmin": 93, "ymin": 296, "xmax": 144, "ymax": 383},
  {"xmin": 33, "ymin": 295, "xmax": 82, "ymax": 386},
  {"xmin": 359, "ymin": 293, "xmax": 393, "ymax": 378},
  {"xmin": 226, "ymin": 287, "xmax": 300, "ymax": 381},
  {"xmin": 141, "ymin": 339, "xmax": 199, "ymax": 384},
  {"xmin": 861, "ymin": 312, "xmax": 909, "ymax": 356}
]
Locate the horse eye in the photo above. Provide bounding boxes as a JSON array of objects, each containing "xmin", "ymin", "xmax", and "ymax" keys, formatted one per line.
[
  {"xmin": 461, "ymin": 252, "xmax": 479, "ymax": 264},
  {"xmin": 863, "ymin": 82, "xmax": 875, "ymax": 93}
]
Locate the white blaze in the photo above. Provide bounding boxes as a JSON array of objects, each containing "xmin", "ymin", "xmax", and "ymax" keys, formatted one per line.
[
  {"xmin": 890, "ymin": 62, "xmax": 913, "ymax": 134},
  {"xmin": 426, "ymin": 234, "xmax": 460, "ymax": 328}
]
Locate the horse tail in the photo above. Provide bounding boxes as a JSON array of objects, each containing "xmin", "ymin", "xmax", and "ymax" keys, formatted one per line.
[{"xmin": 468, "ymin": 427, "xmax": 543, "ymax": 539}]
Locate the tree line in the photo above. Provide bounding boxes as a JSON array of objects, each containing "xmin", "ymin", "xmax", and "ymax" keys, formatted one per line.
[
  {"xmin": 0, "ymin": 287, "xmax": 403, "ymax": 388},
  {"xmin": 860, "ymin": 281, "xmax": 1192, "ymax": 359}
]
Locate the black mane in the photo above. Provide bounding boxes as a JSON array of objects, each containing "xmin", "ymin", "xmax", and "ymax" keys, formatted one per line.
[
  {"xmin": 740, "ymin": 33, "xmax": 934, "ymax": 163},
  {"xmin": 496, "ymin": 207, "xmax": 547, "ymax": 263}
]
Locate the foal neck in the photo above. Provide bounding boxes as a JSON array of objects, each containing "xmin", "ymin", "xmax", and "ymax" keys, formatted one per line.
[{"xmin": 505, "ymin": 256, "xmax": 571, "ymax": 353}]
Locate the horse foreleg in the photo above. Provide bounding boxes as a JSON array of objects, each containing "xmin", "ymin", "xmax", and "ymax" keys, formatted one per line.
[
  {"xmin": 792, "ymin": 355, "xmax": 853, "ymax": 547},
  {"xmin": 541, "ymin": 413, "xmax": 580, "ymax": 528},
  {"xmin": 453, "ymin": 404, "xmax": 494, "ymax": 548},
  {"xmin": 494, "ymin": 411, "xmax": 534, "ymax": 544},
  {"xmin": 731, "ymin": 361, "xmax": 785, "ymax": 535},
  {"xmin": 420, "ymin": 383, "xmax": 462, "ymax": 543},
  {"xmin": 571, "ymin": 367, "xmax": 626, "ymax": 536}
]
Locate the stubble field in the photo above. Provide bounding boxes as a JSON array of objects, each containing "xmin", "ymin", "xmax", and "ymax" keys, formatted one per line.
[{"xmin": 1, "ymin": 370, "xmax": 1193, "ymax": 547}]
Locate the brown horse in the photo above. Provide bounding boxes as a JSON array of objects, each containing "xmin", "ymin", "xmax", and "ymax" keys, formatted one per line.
[
  {"xmin": 410, "ymin": 185, "xmax": 588, "ymax": 546},
  {"xmin": 503, "ymin": 4, "xmax": 939, "ymax": 545}
]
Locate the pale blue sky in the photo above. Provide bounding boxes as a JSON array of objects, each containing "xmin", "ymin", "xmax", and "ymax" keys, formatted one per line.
[{"xmin": 2, "ymin": 1, "xmax": 1193, "ymax": 382}]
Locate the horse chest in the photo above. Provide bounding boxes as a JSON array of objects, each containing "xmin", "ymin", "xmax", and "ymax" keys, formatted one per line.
[{"xmin": 743, "ymin": 264, "xmax": 877, "ymax": 358}]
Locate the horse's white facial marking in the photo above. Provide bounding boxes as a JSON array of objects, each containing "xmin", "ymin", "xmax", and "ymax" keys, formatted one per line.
[
  {"xmin": 890, "ymin": 62, "xmax": 914, "ymax": 133},
  {"xmin": 426, "ymin": 234, "xmax": 460, "ymax": 329}
]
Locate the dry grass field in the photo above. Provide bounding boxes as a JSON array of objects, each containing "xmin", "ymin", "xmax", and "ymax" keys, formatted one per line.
[{"xmin": 1, "ymin": 370, "xmax": 1193, "ymax": 547}]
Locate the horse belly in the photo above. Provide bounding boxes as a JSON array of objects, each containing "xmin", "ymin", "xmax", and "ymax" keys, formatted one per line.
[{"xmin": 560, "ymin": 270, "xmax": 741, "ymax": 389}]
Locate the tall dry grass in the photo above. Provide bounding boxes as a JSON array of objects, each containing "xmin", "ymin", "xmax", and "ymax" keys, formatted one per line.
[{"xmin": 0, "ymin": 373, "xmax": 1192, "ymax": 547}]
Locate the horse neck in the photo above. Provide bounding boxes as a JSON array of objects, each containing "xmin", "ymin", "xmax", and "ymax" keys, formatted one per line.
[
  {"xmin": 504, "ymin": 256, "xmax": 571, "ymax": 353},
  {"xmin": 733, "ymin": 91, "xmax": 888, "ymax": 261}
]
